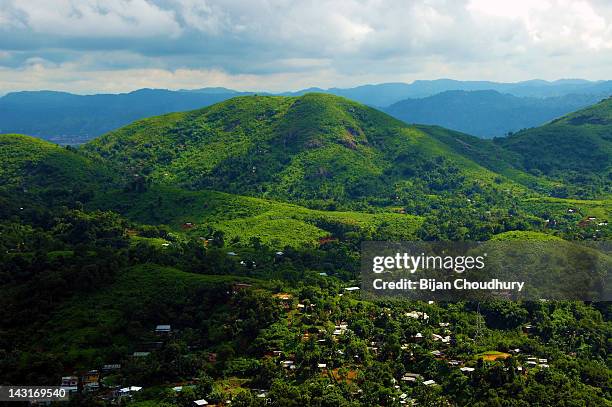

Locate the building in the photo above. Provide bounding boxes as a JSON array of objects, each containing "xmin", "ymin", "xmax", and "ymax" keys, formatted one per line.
[
  {"xmin": 119, "ymin": 386, "xmax": 143, "ymax": 396},
  {"xmin": 155, "ymin": 325, "xmax": 171, "ymax": 334},
  {"xmin": 401, "ymin": 373, "xmax": 423, "ymax": 383},
  {"xmin": 81, "ymin": 370, "xmax": 100, "ymax": 392},
  {"xmin": 60, "ymin": 376, "xmax": 78, "ymax": 394},
  {"xmin": 102, "ymin": 364, "xmax": 121, "ymax": 372},
  {"xmin": 193, "ymin": 399, "xmax": 209, "ymax": 406}
]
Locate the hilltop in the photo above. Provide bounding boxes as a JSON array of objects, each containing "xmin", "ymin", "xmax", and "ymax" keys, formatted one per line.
[{"xmin": 83, "ymin": 93, "xmax": 531, "ymax": 210}]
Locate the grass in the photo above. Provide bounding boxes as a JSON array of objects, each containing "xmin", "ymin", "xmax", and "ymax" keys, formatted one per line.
[{"xmin": 91, "ymin": 186, "xmax": 424, "ymax": 247}]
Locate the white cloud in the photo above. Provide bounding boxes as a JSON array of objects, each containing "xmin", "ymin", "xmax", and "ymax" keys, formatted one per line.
[
  {"xmin": 1, "ymin": 0, "xmax": 612, "ymax": 93},
  {"xmin": 5, "ymin": 0, "xmax": 182, "ymax": 38}
]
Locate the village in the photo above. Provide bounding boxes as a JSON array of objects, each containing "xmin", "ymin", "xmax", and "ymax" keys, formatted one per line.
[{"xmin": 49, "ymin": 278, "xmax": 556, "ymax": 406}]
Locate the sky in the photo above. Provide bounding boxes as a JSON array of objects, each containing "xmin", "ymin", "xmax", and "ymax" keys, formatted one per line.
[{"xmin": 1, "ymin": 0, "xmax": 612, "ymax": 94}]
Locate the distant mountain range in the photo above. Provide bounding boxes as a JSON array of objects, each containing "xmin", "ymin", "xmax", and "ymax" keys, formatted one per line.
[
  {"xmin": 1, "ymin": 79, "xmax": 612, "ymax": 143},
  {"xmin": 384, "ymin": 90, "xmax": 605, "ymax": 138}
]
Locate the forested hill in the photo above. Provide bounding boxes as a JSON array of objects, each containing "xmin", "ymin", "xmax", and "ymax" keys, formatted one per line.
[
  {"xmin": 82, "ymin": 93, "xmax": 539, "ymax": 210},
  {"xmin": 496, "ymin": 96, "xmax": 612, "ymax": 197},
  {"xmin": 0, "ymin": 134, "xmax": 117, "ymax": 207}
]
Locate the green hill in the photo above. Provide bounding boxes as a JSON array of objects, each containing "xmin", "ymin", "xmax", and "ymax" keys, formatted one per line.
[
  {"xmin": 83, "ymin": 93, "xmax": 530, "ymax": 210},
  {"xmin": 0, "ymin": 134, "xmax": 116, "ymax": 206},
  {"xmin": 496, "ymin": 97, "xmax": 612, "ymax": 197}
]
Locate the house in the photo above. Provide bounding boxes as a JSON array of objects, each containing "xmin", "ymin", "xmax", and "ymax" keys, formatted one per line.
[
  {"xmin": 432, "ymin": 334, "xmax": 450, "ymax": 343},
  {"xmin": 102, "ymin": 364, "xmax": 121, "ymax": 372},
  {"xmin": 193, "ymin": 400, "xmax": 209, "ymax": 406},
  {"xmin": 227, "ymin": 251, "xmax": 238, "ymax": 256},
  {"xmin": 281, "ymin": 360, "xmax": 295, "ymax": 369},
  {"xmin": 460, "ymin": 367, "xmax": 475, "ymax": 373},
  {"xmin": 522, "ymin": 324, "xmax": 534, "ymax": 334},
  {"xmin": 273, "ymin": 293, "xmax": 293, "ymax": 309},
  {"xmin": 155, "ymin": 324, "xmax": 171, "ymax": 334},
  {"xmin": 208, "ymin": 353, "xmax": 217, "ymax": 363},
  {"xmin": 132, "ymin": 352, "xmax": 150, "ymax": 358},
  {"xmin": 60, "ymin": 376, "xmax": 78, "ymax": 394},
  {"xmin": 344, "ymin": 286, "xmax": 360, "ymax": 291},
  {"xmin": 81, "ymin": 370, "xmax": 100, "ymax": 392},
  {"xmin": 405, "ymin": 311, "xmax": 429, "ymax": 320},
  {"xmin": 119, "ymin": 386, "xmax": 142, "ymax": 395},
  {"xmin": 172, "ymin": 386, "xmax": 183, "ymax": 392},
  {"xmin": 182, "ymin": 222, "xmax": 195, "ymax": 229},
  {"xmin": 317, "ymin": 363, "xmax": 327, "ymax": 368},
  {"xmin": 400, "ymin": 373, "xmax": 423, "ymax": 382},
  {"xmin": 423, "ymin": 379, "xmax": 437, "ymax": 386}
]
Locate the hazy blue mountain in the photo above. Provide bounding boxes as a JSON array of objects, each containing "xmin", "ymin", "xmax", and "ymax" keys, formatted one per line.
[
  {"xmin": 384, "ymin": 90, "xmax": 603, "ymax": 138},
  {"xmin": 290, "ymin": 79, "xmax": 612, "ymax": 105},
  {"xmin": 2, "ymin": 79, "xmax": 612, "ymax": 144},
  {"xmin": 0, "ymin": 88, "xmax": 252, "ymax": 144}
]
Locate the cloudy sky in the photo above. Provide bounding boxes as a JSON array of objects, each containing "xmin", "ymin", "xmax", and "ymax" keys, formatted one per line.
[{"xmin": 1, "ymin": 0, "xmax": 612, "ymax": 94}]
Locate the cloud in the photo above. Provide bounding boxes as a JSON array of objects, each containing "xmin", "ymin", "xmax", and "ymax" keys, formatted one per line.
[
  {"xmin": 1, "ymin": 0, "xmax": 612, "ymax": 93},
  {"xmin": 2, "ymin": 0, "xmax": 182, "ymax": 38}
]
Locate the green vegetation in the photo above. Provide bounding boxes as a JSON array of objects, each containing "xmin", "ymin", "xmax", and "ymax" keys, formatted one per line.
[
  {"xmin": 497, "ymin": 96, "xmax": 612, "ymax": 198},
  {"xmin": 83, "ymin": 94, "xmax": 531, "ymax": 210},
  {"xmin": 92, "ymin": 187, "xmax": 423, "ymax": 247},
  {"xmin": 0, "ymin": 94, "xmax": 610, "ymax": 406}
]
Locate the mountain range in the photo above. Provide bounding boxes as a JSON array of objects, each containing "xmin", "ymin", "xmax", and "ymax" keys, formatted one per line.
[
  {"xmin": 4, "ymin": 92, "xmax": 610, "ymax": 213},
  {"xmin": 2, "ymin": 79, "xmax": 612, "ymax": 143},
  {"xmin": 384, "ymin": 90, "xmax": 604, "ymax": 138}
]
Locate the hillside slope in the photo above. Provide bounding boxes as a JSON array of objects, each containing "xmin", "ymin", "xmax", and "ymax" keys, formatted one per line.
[
  {"xmin": 0, "ymin": 134, "xmax": 116, "ymax": 206},
  {"xmin": 83, "ymin": 93, "xmax": 531, "ymax": 209},
  {"xmin": 497, "ymin": 97, "xmax": 612, "ymax": 197}
]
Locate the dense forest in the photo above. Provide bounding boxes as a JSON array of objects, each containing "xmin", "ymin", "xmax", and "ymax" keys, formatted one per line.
[{"xmin": 0, "ymin": 93, "xmax": 610, "ymax": 406}]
